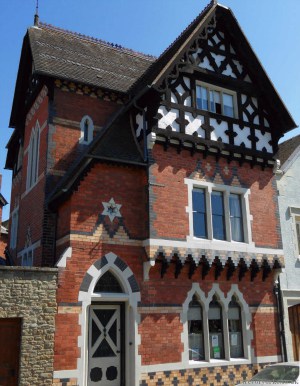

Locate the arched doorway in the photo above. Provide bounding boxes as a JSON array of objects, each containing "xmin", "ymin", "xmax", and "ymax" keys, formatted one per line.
[{"xmin": 78, "ymin": 252, "xmax": 141, "ymax": 386}]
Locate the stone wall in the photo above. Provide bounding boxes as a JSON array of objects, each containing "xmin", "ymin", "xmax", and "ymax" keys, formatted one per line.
[{"xmin": 0, "ymin": 266, "xmax": 58, "ymax": 386}]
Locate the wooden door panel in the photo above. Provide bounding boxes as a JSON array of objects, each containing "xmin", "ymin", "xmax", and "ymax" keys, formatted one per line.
[{"xmin": 0, "ymin": 318, "xmax": 21, "ymax": 386}]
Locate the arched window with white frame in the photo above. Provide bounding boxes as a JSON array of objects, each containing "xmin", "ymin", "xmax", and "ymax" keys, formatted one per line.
[
  {"xmin": 26, "ymin": 121, "xmax": 40, "ymax": 189},
  {"xmin": 80, "ymin": 115, "xmax": 94, "ymax": 144}
]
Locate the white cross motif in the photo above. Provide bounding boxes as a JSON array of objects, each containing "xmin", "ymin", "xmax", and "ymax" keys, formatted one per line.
[{"xmin": 102, "ymin": 198, "xmax": 122, "ymax": 222}]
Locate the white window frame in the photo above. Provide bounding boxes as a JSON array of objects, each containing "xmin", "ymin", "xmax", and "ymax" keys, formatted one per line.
[
  {"xmin": 181, "ymin": 283, "xmax": 251, "ymax": 364},
  {"xmin": 296, "ymin": 219, "xmax": 300, "ymax": 256},
  {"xmin": 10, "ymin": 208, "xmax": 19, "ymax": 249},
  {"xmin": 79, "ymin": 115, "xmax": 94, "ymax": 144},
  {"xmin": 289, "ymin": 207, "xmax": 300, "ymax": 258},
  {"xmin": 196, "ymin": 81, "xmax": 238, "ymax": 119},
  {"xmin": 26, "ymin": 121, "xmax": 40, "ymax": 190},
  {"xmin": 185, "ymin": 179, "xmax": 253, "ymax": 249}
]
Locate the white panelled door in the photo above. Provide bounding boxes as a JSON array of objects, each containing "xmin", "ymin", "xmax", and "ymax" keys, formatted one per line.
[{"xmin": 88, "ymin": 305, "xmax": 122, "ymax": 385}]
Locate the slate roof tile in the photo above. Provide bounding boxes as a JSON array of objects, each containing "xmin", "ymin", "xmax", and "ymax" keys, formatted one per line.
[
  {"xmin": 28, "ymin": 23, "xmax": 156, "ymax": 93},
  {"xmin": 277, "ymin": 135, "xmax": 300, "ymax": 166}
]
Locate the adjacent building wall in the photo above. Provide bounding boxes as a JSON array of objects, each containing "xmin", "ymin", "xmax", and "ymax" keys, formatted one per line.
[
  {"xmin": 0, "ymin": 266, "xmax": 58, "ymax": 385},
  {"xmin": 276, "ymin": 142, "xmax": 300, "ymax": 361}
]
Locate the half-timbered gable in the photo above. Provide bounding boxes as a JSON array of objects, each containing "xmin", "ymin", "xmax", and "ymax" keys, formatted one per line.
[{"xmin": 132, "ymin": 4, "xmax": 294, "ymax": 169}]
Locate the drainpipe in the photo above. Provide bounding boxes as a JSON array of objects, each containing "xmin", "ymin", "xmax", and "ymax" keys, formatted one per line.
[{"xmin": 273, "ymin": 277, "xmax": 287, "ymax": 362}]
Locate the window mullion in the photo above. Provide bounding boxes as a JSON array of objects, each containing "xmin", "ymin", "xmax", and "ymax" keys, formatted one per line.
[
  {"xmin": 202, "ymin": 308, "xmax": 210, "ymax": 361},
  {"xmin": 224, "ymin": 190, "xmax": 231, "ymax": 241},
  {"xmin": 223, "ymin": 306, "xmax": 231, "ymax": 360},
  {"xmin": 206, "ymin": 187, "xmax": 213, "ymax": 240}
]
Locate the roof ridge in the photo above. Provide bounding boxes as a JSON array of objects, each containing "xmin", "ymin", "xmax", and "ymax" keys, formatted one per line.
[
  {"xmin": 38, "ymin": 21, "xmax": 156, "ymax": 61},
  {"xmin": 156, "ymin": 0, "xmax": 216, "ymax": 61}
]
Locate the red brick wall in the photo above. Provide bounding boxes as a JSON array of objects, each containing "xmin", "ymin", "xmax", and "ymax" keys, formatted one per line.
[
  {"xmin": 16, "ymin": 93, "xmax": 49, "ymax": 264},
  {"xmin": 69, "ymin": 163, "xmax": 148, "ymax": 239},
  {"xmin": 138, "ymin": 313, "xmax": 183, "ymax": 365},
  {"xmin": 149, "ymin": 146, "xmax": 281, "ymax": 248},
  {"xmin": 53, "ymin": 88, "xmax": 119, "ymax": 126},
  {"xmin": 52, "ymin": 143, "xmax": 281, "ymax": 369}
]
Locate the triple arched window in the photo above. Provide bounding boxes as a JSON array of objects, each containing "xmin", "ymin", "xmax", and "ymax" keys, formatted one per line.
[{"xmin": 185, "ymin": 284, "xmax": 250, "ymax": 362}]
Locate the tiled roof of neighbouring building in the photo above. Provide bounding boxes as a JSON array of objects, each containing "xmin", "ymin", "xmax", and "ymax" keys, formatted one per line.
[{"xmin": 277, "ymin": 135, "xmax": 300, "ymax": 166}]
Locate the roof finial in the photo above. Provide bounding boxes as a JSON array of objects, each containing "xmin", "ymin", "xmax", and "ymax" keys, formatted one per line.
[{"xmin": 34, "ymin": 0, "xmax": 39, "ymax": 26}]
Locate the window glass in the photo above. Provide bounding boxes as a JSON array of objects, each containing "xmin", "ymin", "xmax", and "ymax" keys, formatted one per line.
[
  {"xmin": 196, "ymin": 86, "xmax": 208, "ymax": 111},
  {"xmin": 27, "ymin": 124, "xmax": 40, "ymax": 189},
  {"xmin": 196, "ymin": 84, "xmax": 235, "ymax": 118},
  {"xmin": 223, "ymin": 93, "xmax": 234, "ymax": 117},
  {"xmin": 208, "ymin": 296, "xmax": 224, "ymax": 359},
  {"xmin": 23, "ymin": 253, "xmax": 28, "ymax": 266},
  {"xmin": 84, "ymin": 119, "xmax": 89, "ymax": 142},
  {"xmin": 188, "ymin": 296, "xmax": 204, "ymax": 360},
  {"xmin": 192, "ymin": 189, "xmax": 207, "ymax": 238},
  {"xmin": 229, "ymin": 194, "xmax": 244, "ymax": 242},
  {"xmin": 211, "ymin": 191, "xmax": 225, "ymax": 240},
  {"xmin": 228, "ymin": 296, "xmax": 244, "ymax": 358},
  {"xmin": 210, "ymin": 90, "xmax": 221, "ymax": 114},
  {"xmin": 10, "ymin": 210, "xmax": 18, "ymax": 249},
  {"xmin": 94, "ymin": 271, "xmax": 124, "ymax": 293}
]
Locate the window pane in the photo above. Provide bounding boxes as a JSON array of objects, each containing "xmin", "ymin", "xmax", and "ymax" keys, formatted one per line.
[
  {"xmin": 188, "ymin": 297, "xmax": 204, "ymax": 360},
  {"xmin": 192, "ymin": 189, "xmax": 207, "ymax": 238},
  {"xmin": 211, "ymin": 191, "xmax": 225, "ymax": 240},
  {"xmin": 223, "ymin": 93, "xmax": 234, "ymax": 117},
  {"xmin": 209, "ymin": 90, "xmax": 221, "ymax": 114},
  {"xmin": 84, "ymin": 119, "xmax": 89, "ymax": 142},
  {"xmin": 230, "ymin": 194, "xmax": 244, "ymax": 242},
  {"xmin": 196, "ymin": 86, "xmax": 208, "ymax": 110},
  {"xmin": 209, "ymin": 297, "xmax": 224, "ymax": 359},
  {"xmin": 229, "ymin": 297, "xmax": 244, "ymax": 358},
  {"xmin": 94, "ymin": 271, "xmax": 124, "ymax": 293}
]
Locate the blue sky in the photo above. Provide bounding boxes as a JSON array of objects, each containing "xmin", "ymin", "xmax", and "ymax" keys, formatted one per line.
[{"xmin": 0, "ymin": 0, "xmax": 299, "ymax": 220}]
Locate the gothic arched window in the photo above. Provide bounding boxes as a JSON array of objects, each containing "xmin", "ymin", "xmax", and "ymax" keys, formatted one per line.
[{"xmin": 94, "ymin": 271, "xmax": 123, "ymax": 293}]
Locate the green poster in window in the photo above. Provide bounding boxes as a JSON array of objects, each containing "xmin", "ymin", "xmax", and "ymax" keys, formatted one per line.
[{"xmin": 213, "ymin": 346, "xmax": 220, "ymax": 359}]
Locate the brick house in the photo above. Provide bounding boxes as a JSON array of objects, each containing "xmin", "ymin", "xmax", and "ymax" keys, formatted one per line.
[{"xmin": 4, "ymin": 2, "xmax": 296, "ymax": 385}]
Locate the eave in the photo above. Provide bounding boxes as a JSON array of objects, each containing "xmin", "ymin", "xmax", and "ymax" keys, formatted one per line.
[{"xmin": 153, "ymin": 128, "xmax": 276, "ymax": 169}]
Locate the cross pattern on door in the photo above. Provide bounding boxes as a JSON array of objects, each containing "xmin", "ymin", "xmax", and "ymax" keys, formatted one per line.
[{"xmin": 89, "ymin": 305, "xmax": 121, "ymax": 385}]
